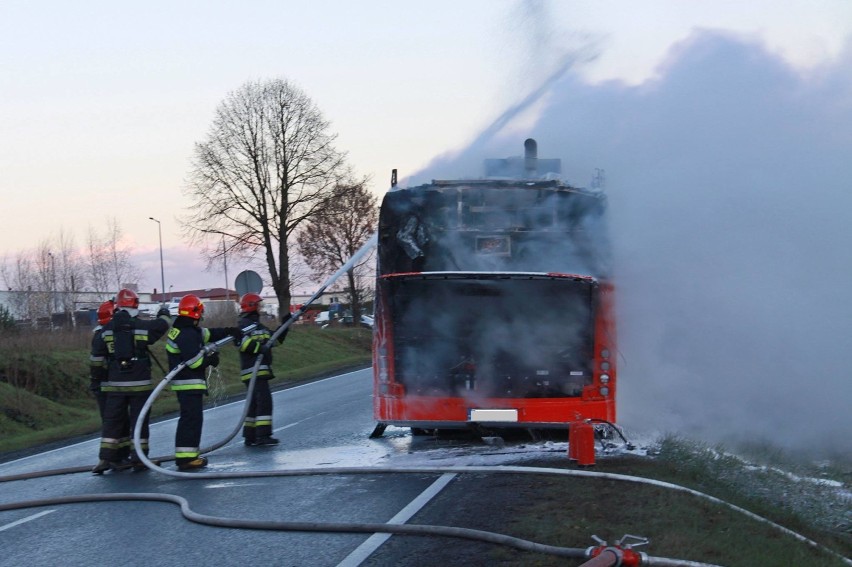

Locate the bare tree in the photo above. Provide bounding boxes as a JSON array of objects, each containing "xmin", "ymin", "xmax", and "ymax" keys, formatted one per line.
[
  {"xmin": 1, "ymin": 223, "xmax": 137, "ymax": 325},
  {"xmin": 297, "ymin": 180, "xmax": 378, "ymax": 323},
  {"xmin": 183, "ymin": 78, "xmax": 348, "ymax": 310},
  {"xmin": 85, "ymin": 225, "xmax": 110, "ymax": 293},
  {"xmin": 32, "ymin": 236, "xmax": 89, "ymax": 326},
  {"xmin": 54, "ymin": 228, "xmax": 87, "ymax": 320},
  {"xmin": 0, "ymin": 255, "xmax": 12, "ymax": 291},
  {"xmin": 1, "ymin": 246, "xmax": 53, "ymax": 323},
  {"xmin": 0, "ymin": 251, "xmax": 38, "ymax": 322},
  {"xmin": 85, "ymin": 218, "xmax": 143, "ymax": 293}
]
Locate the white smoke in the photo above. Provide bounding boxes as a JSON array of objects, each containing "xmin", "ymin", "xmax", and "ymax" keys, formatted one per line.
[{"xmin": 411, "ymin": 29, "xmax": 852, "ymax": 458}]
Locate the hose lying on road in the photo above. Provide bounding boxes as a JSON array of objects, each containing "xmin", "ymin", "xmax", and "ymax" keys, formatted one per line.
[
  {"xmin": 0, "ymin": 491, "xmax": 724, "ymax": 567},
  {"xmin": 1, "ymin": 462, "xmax": 849, "ymax": 566}
]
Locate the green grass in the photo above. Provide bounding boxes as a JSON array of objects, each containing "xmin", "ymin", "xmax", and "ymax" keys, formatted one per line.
[
  {"xmin": 392, "ymin": 439, "xmax": 850, "ymax": 567},
  {"xmin": 479, "ymin": 466, "xmax": 849, "ymax": 566},
  {"xmin": 0, "ymin": 323, "xmax": 372, "ymax": 455}
]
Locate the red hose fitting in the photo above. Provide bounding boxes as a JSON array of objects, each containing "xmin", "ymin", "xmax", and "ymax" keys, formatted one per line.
[
  {"xmin": 588, "ymin": 545, "xmax": 643, "ymax": 566},
  {"xmin": 582, "ymin": 546, "xmax": 620, "ymax": 566},
  {"xmin": 583, "ymin": 535, "xmax": 648, "ymax": 566}
]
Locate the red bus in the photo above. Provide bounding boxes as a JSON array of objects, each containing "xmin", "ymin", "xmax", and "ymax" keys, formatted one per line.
[{"xmin": 371, "ymin": 140, "xmax": 616, "ymax": 436}]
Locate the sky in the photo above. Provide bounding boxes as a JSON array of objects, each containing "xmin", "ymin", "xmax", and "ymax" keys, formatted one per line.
[
  {"xmin": 3, "ymin": 1, "xmax": 850, "ymax": 292},
  {"xmin": 3, "ymin": 1, "xmax": 852, "ymax": 454}
]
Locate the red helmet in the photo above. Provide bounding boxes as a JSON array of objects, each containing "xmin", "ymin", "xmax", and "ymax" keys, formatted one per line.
[
  {"xmin": 240, "ymin": 292, "xmax": 263, "ymax": 313},
  {"xmin": 97, "ymin": 300, "xmax": 115, "ymax": 325},
  {"xmin": 115, "ymin": 288, "xmax": 139, "ymax": 309},
  {"xmin": 178, "ymin": 294, "xmax": 205, "ymax": 320}
]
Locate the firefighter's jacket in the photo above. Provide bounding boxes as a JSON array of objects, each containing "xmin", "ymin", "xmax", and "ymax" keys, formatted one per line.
[
  {"xmin": 89, "ymin": 324, "xmax": 108, "ymax": 385},
  {"xmin": 166, "ymin": 316, "xmax": 233, "ymax": 392},
  {"xmin": 92, "ymin": 310, "xmax": 170, "ymax": 393},
  {"xmin": 237, "ymin": 313, "xmax": 288, "ymax": 382}
]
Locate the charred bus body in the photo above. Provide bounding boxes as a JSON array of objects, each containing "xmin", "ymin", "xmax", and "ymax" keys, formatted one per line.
[{"xmin": 372, "ymin": 140, "xmax": 616, "ymax": 435}]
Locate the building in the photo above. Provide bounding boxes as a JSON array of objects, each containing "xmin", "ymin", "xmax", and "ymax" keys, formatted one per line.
[{"xmin": 150, "ymin": 287, "xmax": 238, "ymax": 303}]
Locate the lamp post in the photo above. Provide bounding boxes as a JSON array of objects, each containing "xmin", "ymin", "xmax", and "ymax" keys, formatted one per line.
[
  {"xmin": 47, "ymin": 251, "xmax": 56, "ymax": 315},
  {"xmin": 222, "ymin": 235, "xmax": 229, "ymax": 302},
  {"xmin": 149, "ymin": 217, "xmax": 166, "ymax": 304}
]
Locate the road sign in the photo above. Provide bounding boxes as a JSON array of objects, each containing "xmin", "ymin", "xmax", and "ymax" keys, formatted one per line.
[{"xmin": 235, "ymin": 270, "xmax": 263, "ymax": 295}]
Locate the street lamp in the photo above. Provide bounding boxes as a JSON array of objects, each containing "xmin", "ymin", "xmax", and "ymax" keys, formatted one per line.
[
  {"xmin": 47, "ymin": 251, "xmax": 56, "ymax": 314},
  {"xmin": 149, "ymin": 217, "xmax": 166, "ymax": 304},
  {"xmin": 222, "ymin": 234, "xmax": 229, "ymax": 302}
]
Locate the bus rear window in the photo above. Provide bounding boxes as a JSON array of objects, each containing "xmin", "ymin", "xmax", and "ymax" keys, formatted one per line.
[{"xmin": 386, "ymin": 275, "xmax": 595, "ymax": 398}]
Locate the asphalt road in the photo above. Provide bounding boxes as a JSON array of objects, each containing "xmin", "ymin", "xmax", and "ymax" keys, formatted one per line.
[{"xmin": 0, "ymin": 369, "xmax": 473, "ymax": 567}]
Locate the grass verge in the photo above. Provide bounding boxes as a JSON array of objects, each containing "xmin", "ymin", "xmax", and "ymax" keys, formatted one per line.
[
  {"xmin": 0, "ymin": 324, "xmax": 372, "ymax": 456},
  {"xmin": 370, "ymin": 437, "xmax": 851, "ymax": 567}
]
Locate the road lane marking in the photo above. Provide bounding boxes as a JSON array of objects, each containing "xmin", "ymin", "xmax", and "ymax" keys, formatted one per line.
[
  {"xmin": 272, "ymin": 397, "xmax": 366, "ymax": 434},
  {"xmin": 0, "ymin": 510, "xmax": 55, "ymax": 532},
  {"xmin": 335, "ymin": 473, "xmax": 457, "ymax": 567}
]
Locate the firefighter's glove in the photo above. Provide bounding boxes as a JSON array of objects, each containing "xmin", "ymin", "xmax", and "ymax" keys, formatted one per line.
[
  {"xmin": 207, "ymin": 352, "xmax": 220, "ymax": 368},
  {"xmin": 89, "ymin": 379, "xmax": 102, "ymax": 393},
  {"xmin": 156, "ymin": 307, "xmax": 170, "ymax": 318},
  {"xmin": 281, "ymin": 312, "xmax": 293, "ymax": 324},
  {"xmin": 226, "ymin": 327, "xmax": 242, "ymax": 340}
]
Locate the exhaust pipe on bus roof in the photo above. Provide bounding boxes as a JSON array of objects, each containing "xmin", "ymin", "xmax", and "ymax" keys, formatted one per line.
[
  {"xmin": 524, "ymin": 138, "xmax": 537, "ymax": 176},
  {"xmin": 484, "ymin": 138, "xmax": 561, "ymax": 179}
]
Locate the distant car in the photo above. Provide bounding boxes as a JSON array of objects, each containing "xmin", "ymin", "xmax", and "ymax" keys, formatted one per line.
[
  {"xmin": 336, "ymin": 314, "xmax": 374, "ymax": 329},
  {"xmin": 314, "ymin": 311, "xmax": 331, "ymax": 326},
  {"xmin": 137, "ymin": 304, "xmax": 160, "ymax": 317},
  {"xmin": 167, "ymin": 297, "xmax": 182, "ymax": 316}
]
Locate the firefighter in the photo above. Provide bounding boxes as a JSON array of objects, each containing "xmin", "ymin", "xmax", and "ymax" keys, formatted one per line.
[
  {"xmin": 236, "ymin": 293, "xmax": 290, "ymax": 446},
  {"xmin": 92, "ymin": 289, "xmax": 171, "ymax": 474},
  {"xmin": 165, "ymin": 294, "xmax": 241, "ymax": 470},
  {"xmin": 89, "ymin": 299, "xmax": 115, "ymax": 419}
]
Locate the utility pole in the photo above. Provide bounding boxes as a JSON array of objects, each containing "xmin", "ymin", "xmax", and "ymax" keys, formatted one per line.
[
  {"xmin": 223, "ymin": 234, "xmax": 229, "ymax": 302},
  {"xmin": 149, "ymin": 217, "xmax": 166, "ymax": 304},
  {"xmin": 47, "ymin": 251, "xmax": 56, "ymax": 317}
]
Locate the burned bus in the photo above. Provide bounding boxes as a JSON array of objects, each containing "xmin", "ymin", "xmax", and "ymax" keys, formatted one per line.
[{"xmin": 371, "ymin": 140, "xmax": 616, "ymax": 436}]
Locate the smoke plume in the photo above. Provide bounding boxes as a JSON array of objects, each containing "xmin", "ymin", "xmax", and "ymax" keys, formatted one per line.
[{"xmin": 411, "ymin": 29, "xmax": 852, "ymax": 458}]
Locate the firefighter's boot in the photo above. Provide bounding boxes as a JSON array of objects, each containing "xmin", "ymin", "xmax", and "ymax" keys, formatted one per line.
[
  {"xmin": 177, "ymin": 457, "xmax": 208, "ymax": 471},
  {"xmin": 92, "ymin": 460, "xmax": 118, "ymax": 475},
  {"xmin": 246, "ymin": 436, "xmax": 279, "ymax": 446}
]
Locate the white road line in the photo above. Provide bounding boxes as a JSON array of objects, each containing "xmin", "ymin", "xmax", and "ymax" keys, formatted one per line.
[
  {"xmin": 335, "ymin": 473, "xmax": 457, "ymax": 567},
  {"xmin": 272, "ymin": 397, "xmax": 367, "ymax": 433},
  {"xmin": 0, "ymin": 510, "xmax": 55, "ymax": 532}
]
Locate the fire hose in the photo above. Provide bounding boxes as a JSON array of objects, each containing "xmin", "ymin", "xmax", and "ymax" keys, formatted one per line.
[{"xmin": 4, "ymin": 461, "xmax": 849, "ymax": 565}]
